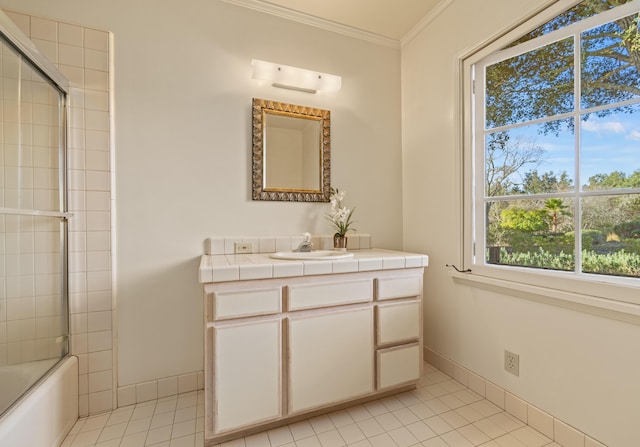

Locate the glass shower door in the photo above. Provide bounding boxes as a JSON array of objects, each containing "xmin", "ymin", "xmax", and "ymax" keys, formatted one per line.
[{"xmin": 0, "ymin": 32, "xmax": 68, "ymax": 415}]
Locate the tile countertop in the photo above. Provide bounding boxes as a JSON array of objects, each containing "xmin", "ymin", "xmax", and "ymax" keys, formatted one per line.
[{"xmin": 199, "ymin": 249, "xmax": 429, "ymax": 283}]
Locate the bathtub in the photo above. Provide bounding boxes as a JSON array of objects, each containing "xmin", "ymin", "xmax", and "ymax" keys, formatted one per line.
[{"xmin": 0, "ymin": 356, "xmax": 78, "ymax": 447}]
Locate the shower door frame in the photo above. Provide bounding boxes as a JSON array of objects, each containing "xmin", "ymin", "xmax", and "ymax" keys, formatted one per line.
[{"xmin": 0, "ymin": 10, "xmax": 71, "ymax": 414}]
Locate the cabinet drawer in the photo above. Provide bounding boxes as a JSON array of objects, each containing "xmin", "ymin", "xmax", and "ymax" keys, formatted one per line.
[
  {"xmin": 376, "ymin": 301, "xmax": 420, "ymax": 346},
  {"xmin": 287, "ymin": 280, "xmax": 372, "ymax": 311},
  {"xmin": 212, "ymin": 288, "xmax": 281, "ymax": 320},
  {"xmin": 377, "ymin": 343, "xmax": 421, "ymax": 390},
  {"xmin": 376, "ymin": 276, "xmax": 421, "ymax": 301}
]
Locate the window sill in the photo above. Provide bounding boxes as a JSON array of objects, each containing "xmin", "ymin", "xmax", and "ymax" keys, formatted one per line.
[{"xmin": 448, "ymin": 270, "xmax": 640, "ymax": 325}]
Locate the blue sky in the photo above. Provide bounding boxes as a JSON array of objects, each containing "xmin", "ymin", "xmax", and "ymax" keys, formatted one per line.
[{"xmin": 505, "ymin": 104, "xmax": 640, "ymax": 186}]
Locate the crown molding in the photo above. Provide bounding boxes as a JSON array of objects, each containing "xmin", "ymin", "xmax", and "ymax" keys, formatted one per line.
[
  {"xmin": 401, "ymin": 0, "xmax": 455, "ymax": 47},
  {"xmin": 220, "ymin": 0, "xmax": 401, "ymax": 49}
]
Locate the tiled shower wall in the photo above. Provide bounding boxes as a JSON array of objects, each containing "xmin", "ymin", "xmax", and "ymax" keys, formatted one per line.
[{"xmin": 4, "ymin": 10, "xmax": 113, "ymax": 417}]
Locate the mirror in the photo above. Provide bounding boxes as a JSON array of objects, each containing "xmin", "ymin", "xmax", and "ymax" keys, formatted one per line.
[{"xmin": 252, "ymin": 98, "xmax": 331, "ymax": 202}]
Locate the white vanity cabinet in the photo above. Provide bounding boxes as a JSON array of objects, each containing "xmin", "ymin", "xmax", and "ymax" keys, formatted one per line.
[{"xmin": 202, "ymin": 264, "xmax": 425, "ymax": 446}]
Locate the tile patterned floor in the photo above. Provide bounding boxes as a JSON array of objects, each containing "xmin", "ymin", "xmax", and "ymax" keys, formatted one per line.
[{"xmin": 61, "ymin": 363, "xmax": 562, "ymax": 447}]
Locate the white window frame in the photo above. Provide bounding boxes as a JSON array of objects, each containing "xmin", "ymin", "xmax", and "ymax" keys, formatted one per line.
[{"xmin": 461, "ymin": 0, "xmax": 640, "ymax": 320}]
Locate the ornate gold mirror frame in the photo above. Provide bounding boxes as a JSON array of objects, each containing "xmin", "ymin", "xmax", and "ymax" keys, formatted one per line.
[{"xmin": 252, "ymin": 98, "xmax": 331, "ymax": 202}]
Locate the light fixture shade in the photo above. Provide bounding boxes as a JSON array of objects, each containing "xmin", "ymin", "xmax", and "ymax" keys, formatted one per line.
[{"xmin": 251, "ymin": 59, "xmax": 341, "ymax": 94}]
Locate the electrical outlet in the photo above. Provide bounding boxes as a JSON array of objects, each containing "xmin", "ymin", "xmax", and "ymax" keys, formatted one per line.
[
  {"xmin": 504, "ymin": 350, "xmax": 520, "ymax": 376},
  {"xmin": 234, "ymin": 242, "xmax": 253, "ymax": 254}
]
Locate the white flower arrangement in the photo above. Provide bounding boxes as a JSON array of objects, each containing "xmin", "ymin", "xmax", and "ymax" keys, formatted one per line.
[{"xmin": 327, "ymin": 188, "xmax": 356, "ymax": 238}]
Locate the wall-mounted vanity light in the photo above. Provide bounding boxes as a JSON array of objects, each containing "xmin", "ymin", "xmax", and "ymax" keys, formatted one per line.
[{"xmin": 251, "ymin": 59, "xmax": 341, "ymax": 94}]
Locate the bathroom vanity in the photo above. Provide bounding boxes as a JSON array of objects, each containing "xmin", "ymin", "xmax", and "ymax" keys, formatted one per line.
[{"xmin": 199, "ymin": 248, "xmax": 428, "ymax": 445}]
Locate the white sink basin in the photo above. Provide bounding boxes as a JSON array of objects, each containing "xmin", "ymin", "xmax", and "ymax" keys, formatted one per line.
[{"xmin": 270, "ymin": 250, "xmax": 354, "ymax": 261}]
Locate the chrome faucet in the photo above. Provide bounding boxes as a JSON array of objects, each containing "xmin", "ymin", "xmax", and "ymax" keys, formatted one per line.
[{"xmin": 294, "ymin": 232, "xmax": 314, "ymax": 252}]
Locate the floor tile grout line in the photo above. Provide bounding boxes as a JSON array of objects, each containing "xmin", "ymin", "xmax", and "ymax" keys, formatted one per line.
[{"xmin": 62, "ymin": 365, "xmax": 558, "ymax": 447}]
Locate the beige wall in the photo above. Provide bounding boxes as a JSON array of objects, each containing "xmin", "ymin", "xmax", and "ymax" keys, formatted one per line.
[
  {"xmin": 401, "ymin": 1, "xmax": 640, "ymax": 446},
  {"xmin": 0, "ymin": 0, "xmax": 404, "ymax": 394}
]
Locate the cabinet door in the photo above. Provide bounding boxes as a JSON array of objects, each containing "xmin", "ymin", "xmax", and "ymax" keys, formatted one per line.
[
  {"xmin": 212, "ymin": 319, "xmax": 282, "ymax": 433},
  {"xmin": 288, "ymin": 307, "xmax": 374, "ymax": 414}
]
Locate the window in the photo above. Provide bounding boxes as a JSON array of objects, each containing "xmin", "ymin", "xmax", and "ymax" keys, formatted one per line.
[{"xmin": 465, "ymin": 0, "xmax": 640, "ymax": 297}]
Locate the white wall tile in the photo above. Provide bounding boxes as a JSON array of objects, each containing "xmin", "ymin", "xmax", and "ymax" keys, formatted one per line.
[
  {"xmin": 505, "ymin": 393, "xmax": 527, "ymax": 423},
  {"xmin": 78, "ymin": 394, "xmax": 89, "ymax": 418},
  {"xmin": 89, "ymin": 369, "xmax": 112, "ymax": 393},
  {"xmin": 485, "ymin": 382, "xmax": 505, "ymax": 410},
  {"xmin": 452, "ymin": 364, "xmax": 468, "ymax": 387},
  {"xmin": 84, "ymin": 49, "xmax": 109, "ymax": 72},
  {"xmin": 59, "ymin": 43, "xmax": 83, "ymax": 67},
  {"xmin": 70, "ymin": 313, "xmax": 88, "ymax": 334},
  {"xmin": 178, "ymin": 373, "xmax": 198, "ymax": 394},
  {"xmin": 197, "ymin": 371, "xmax": 204, "ymax": 390},
  {"xmin": 87, "ymin": 251, "xmax": 111, "ymax": 272},
  {"xmin": 88, "ymin": 291, "xmax": 112, "ymax": 312},
  {"xmin": 77, "ymin": 353, "xmax": 88, "ymax": 375},
  {"xmin": 86, "ymin": 191, "xmax": 110, "ymax": 211},
  {"xmin": 71, "ymin": 333, "xmax": 88, "ymax": 354},
  {"xmin": 78, "ymin": 372, "xmax": 88, "ymax": 395},
  {"xmin": 88, "ymin": 350, "xmax": 112, "ymax": 373},
  {"xmin": 30, "ymin": 17, "xmax": 57, "ymax": 42},
  {"xmin": 84, "ymin": 69, "xmax": 109, "ymax": 92},
  {"xmin": 5, "ymin": 12, "xmax": 30, "ymax": 35},
  {"xmin": 527, "ymin": 405, "xmax": 553, "ymax": 439},
  {"xmin": 87, "ymin": 231, "xmax": 111, "ymax": 252},
  {"xmin": 58, "ymin": 23, "xmax": 83, "ymax": 46},
  {"xmin": 86, "ymin": 211, "xmax": 110, "ymax": 232},
  {"xmin": 88, "ymin": 330, "xmax": 112, "ymax": 352},
  {"xmin": 69, "ymin": 292, "xmax": 88, "ymax": 314},
  {"xmin": 85, "ymin": 130, "xmax": 109, "ymax": 151},
  {"xmin": 554, "ymin": 419, "xmax": 585, "ymax": 447},
  {"xmin": 467, "ymin": 372, "xmax": 485, "ymax": 398},
  {"xmin": 85, "ymin": 150, "xmax": 110, "ymax": 171},
  {"xmin": 275, "ymin": 236, "xmax": 291, "ymax": 252},
  {"xmin": 88, "ymin": 389, "xmax": 112, "ymax": 414},
  {"xmin": 585, "ymin": 437, "xmax": 606, "ymax": 447},
  {"xmin": 85, "ymin": 110, "xmax": 109, "ymax": 132},
  {"xmin": 86, "ymin": 171, "xmax": 110, "ymax": 191},
  {"xmin": 61, "ymin": 65, "xmax": 85, "ymax": 88},
  {"xmin": 87, "ymin": 310, "xmax": 111, "ymax": 333},
  {"xmin": 87, "ymin": 270, "xmax": 111, "ymax": 291},
  {"xmin": 259, "ymin": 237, "xmax": 276, "ymax": 253},
  {"xmin": 117, "ymin": 386, "xmax": 136, "ymax": 408},
  {"xmin": 158, "ymin": 376, "xmax": 178, "ymax": 399},
  {"xmin": 84, "ymin": 29, "xmax": 109, "ymax": 52},
  {"xmin": 347, "ymin": 235, "xmax": 360, "ymax": 250},
  {"xmin": 136, "ymin": 381, "xmax": 158, "ymax": 403}
]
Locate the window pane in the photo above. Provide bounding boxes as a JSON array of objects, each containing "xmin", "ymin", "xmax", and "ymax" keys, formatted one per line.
[
  {"xmin": 580, "ymin": 104, "xmax": 640, "ymax": 190},
  {"xmin": 507, "ymin": 0, "xmax": 635, "ymax": 47},
  {"xmin": 486, "ymin": 38, "xmax": 574, "ymax": 129},
  {"xmin": 485, "ymin": 120, "xmax": 575, "ymax": 197},
  {"xmin": 582, "ymin": 194, "xmax": 640, "ymax": 277},
  {"xmin": 581, "ymin": 13, "xmax": 640, "ymax": 109},
  {"xmin": 485, "ymin": 198, "xmax": 575, "ymax": 271}
]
